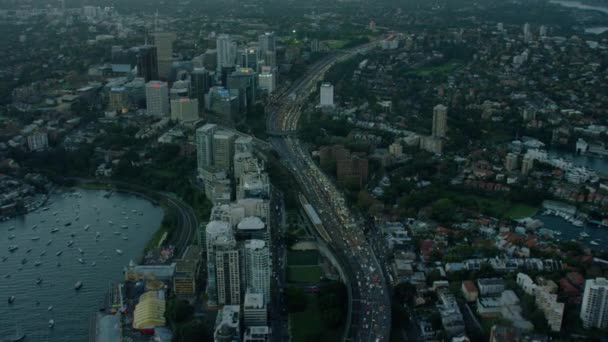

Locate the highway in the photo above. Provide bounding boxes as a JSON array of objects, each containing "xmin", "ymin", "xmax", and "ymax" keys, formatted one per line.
[{"xmin": 266, "ymin": 43, "xmax": 391, "ymax": 342}]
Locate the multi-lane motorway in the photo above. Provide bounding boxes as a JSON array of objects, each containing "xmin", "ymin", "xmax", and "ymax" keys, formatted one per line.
[{"xmin": 267, "ymin": 44, "xmax": 391, "ymax": 342}]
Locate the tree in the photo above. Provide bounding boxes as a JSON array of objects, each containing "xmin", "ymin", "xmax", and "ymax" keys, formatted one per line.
[
  {"xmin": 431, "ymin": 198, "xmax": 456, "ymax": 224},
  {"xmin": 286, "ymin": 287, "xmax": 307, "ymax": 312},
  {"xmin": 174, "ymin": 320, "xmax": 213, "ymax": 342},
  {"xmin": 165, "ymin": 298, "xmax": 194, "ymax": 324}
]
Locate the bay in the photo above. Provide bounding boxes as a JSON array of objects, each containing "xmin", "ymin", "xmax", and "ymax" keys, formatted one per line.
[{"xmin": 0, "ymin": 188, "xmax": 163, "ymax": 341}]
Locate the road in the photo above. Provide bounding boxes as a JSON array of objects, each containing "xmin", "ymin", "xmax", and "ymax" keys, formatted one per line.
[{"xmin": 266, "ymin": 43, "xmax": 391, "ymax": 342}]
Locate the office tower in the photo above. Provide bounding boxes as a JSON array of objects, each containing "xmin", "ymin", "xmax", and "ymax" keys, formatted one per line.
[
  {"xmin": 170, "ymin": 80, "xmax": 190, "ymax": 100},
  {"xmin": 432, "ymin": 104, "xmax": 448, "ymax": 138},
  {"xmin": 505, "ymin": 153, "xmax": 519, "ymax": 172},
  {"xmin": 108, "ymin": 87, "xmax": 129, "ymax": 112},
  {"xmin": 497, "ymin": 23, "xmax": 504, "ymax": 32},
  {"xmin": 539, "ymin": 25, "xmax": 547, "ymax": 37},
  {"xmin": 191, "ymin": 68, "xmax": 211, "ymax": 112},
  {"xmin": 215, "ymin": 237, "xmax": 241, "ymax": 305},
  {"xmin": 244, "ymin": 240, "xmax": 270, "ymax": 302},
  {"xmin": 581, "ymin": 278, "xmax": 608, "ymax": 329},
  {"xmin": 258, "ymin": 32, "xmax": 276, "ymax": 56},
  {"xmin": 241, "ymin": 46, "xmax": 259, "ymax": 70},
  {"xmin": 170, "ymin": 98, "xmax": 199, "ymax": 122},
  {"xmin": 258, "ymin": 66, "xmax": 276, "ymax": 94},
  {"xmin": 523, "ymin": 23, "xmax": 532, "ymax": 42},
  {"xmin": 196, "ymin": 123, "xmax": 218, "ymax": 171},
  {"xmin": 209, "ymin": 88, "xmax": 239, "ymax": 123},
  {"xmin": 227, "ymin": 68, "xmax": 257, "ymax": 110},
  {"xmin": 217, "ymin": 34, "xmax": 237, "ymax": 73},
  {"xmin": 145, "ymin": 81, "xmax": 169, "ymax": 116},
  {"xmin": 213, "ymin": 130, "xmax": 236, "ymax": 173},
  {"xmin": 136, "ymin": 45, "xmax": 158, "ymax": 82},
  {"xmin": 111, "ymin": 46, "xmax": 138, "ymax": 73},
  {"xmin": 320, "ymin": 82, "xmax": 334, "ymax": 107},
  {"xmin": 153, "ymin": 32, "xmax": 176, "ymax": 80},
  {"xmin": 243, "ymin": 291, "xmax": 267, "ymax": 328},
  {"xmin": 521, "ymin": 155, "xmax": 534, "ymax": 175}
]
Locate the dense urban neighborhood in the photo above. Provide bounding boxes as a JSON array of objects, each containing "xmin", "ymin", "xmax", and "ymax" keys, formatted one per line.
[{"xmin": 1, "ymin": 0, "xmax": 608, "ymax": 342}]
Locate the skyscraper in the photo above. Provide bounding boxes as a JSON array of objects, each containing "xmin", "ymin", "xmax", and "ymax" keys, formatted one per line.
[
  {"xmin": 580, "ymin": 278, "xmax": 608, "ymax": 329},
  {"xmin": 217, "ymin": 34, "xmax": 238, "ymax": 73},
  {"xmin": 190, "ymin": 68, "xmax": 211, "ymax": 112},
  {"xmin": 227, "ymin": 68, "xmax": 257, "ymax": 110},
  {"xmin": 320, "ymin": 82, "xmax": 334, "ymax": 107},
  {"xmin": 170, "ymin": 98, "xmax": 199, "ymax": 122},
  {"xmin": 136, "ymin": 45, "xmax": 158, "ymax": 82},
  {"xmin": 258, "ymin": 32, "xmax": 276, "ymax": 67},
  {"xmin": 244, "ymin": 239, "xmax": 270, "ymax": 302},
  {"xmin": 432, "ymin": 104, "xmax": 448, "ymax": 138},
  {"xmin": 215, "ymin": 236, "xmax": 241, "ymax": 305},
  {"xmin": 205, "ymin": 220, "xmax": 232, "ymax": 306},
  {"xmin": 258, "ymin": 66, "xmax": 276, "ymax": 94},
  {"xmin": 145, "ymin": 81, "xmax": 169, "ymax": 116},
  {"xmin": 152, "ymin": 32, "xmax": 176, "ymax": 80},
  {"xmin": 523, "ymin": 23, "xmax": 532, "ymax": 42},
  {"xmin": 213, "ymin": 130, "xmax": 236, "ymax": 173},
  {"xmin": 196, "ymin": 123, "xmax": 218, "ymax": 172}
]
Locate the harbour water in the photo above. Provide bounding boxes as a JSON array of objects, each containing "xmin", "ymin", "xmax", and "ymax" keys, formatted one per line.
[
  {"xmin": 548, "ymin": 149, "xmax": 608, "ymax": 176},
  {"xmin": 535, "ymin": 214, "xmax": 608, "ymax": 252},
  {"xmin": 0, "ymin": 189, "xmax": 163, "ymax": 341},
  {"xmin": 550, "ymin": 0, "xmax": 608, "ymax": 15}
]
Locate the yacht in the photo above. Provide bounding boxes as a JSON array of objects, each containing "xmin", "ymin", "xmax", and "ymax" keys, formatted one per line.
[
  {"xmin": 121, "ymin": 225, "xmax": 128, "ymax": 229},
  {"xmin": 51, "ymin": 228, "xmax": 59, "ymax": 233},
  {"xmin": 78, "ymin": 258, "xmax": 85, "ymax": 264},
  {"xmin": 48, "ymin": 319, "xmax": 54, "ymax": 328},
  {"xmin": 48, "ymin": 305, "xmax": 53, "ymax": 311},
  {"xmin": 8, "ymin": 245, "xmax": 18, "ymax": 252},
  {"xmin": 36, "ymin": 277, "xmax": 43, "ymax": 285},
  {"xmin": 590, "ymin": 240, "xmax": 599, "ymax": 246},
  {"xmin": 31, "ymin": 236, "xmax": 40, "ymax": 241},
  {"xmin": 31, "ymin": 225, "xmax": 37, "ymax": 229},
  {"xmin": 78, "ymin": 248, "xmax": 84, "ymax": 254},
  {"xmin": 34, "ymin": 261, "xmax": 42, "ymax": 267},
  {"xmin": 8, "ymin": 296, "xmax": 15, "ymax": 304},
  {"xmin": 40, "ymin": 250, "xmax": 46, "ymax": 256},
  {"xmin": 580, "ymin": 232, "xmax": 590, "ymax": 238},
  {"xmin": 55, "ymin": 250, "xmax": 63, "ymax": 256},
  {"xmin": 67, "ymin": 240, "xmax": 74, "ymax": 247},
  {"xmin": 122, "ymin": 236, "xmax": 128, "ymax": 241},
  {"xmin": 115, "ymin": 249, "xmax": 123, "ymax": 255},
  {"xmin": 8, "ymin": 234, "xmax": 15, "ymax": 240},
  {"xmin": 74, "ymin": 281, "xmax": 83, "ymax": 290},
  {"xmin": 91, "ymin": 261, "xmax": 96, "ymax": 267},
  {"xmin": 8, "ymin": 226, "xmax": 15, "ymax": 230},
  {"xmin": 46, "ymin": 239, "xmax": 53, "ymax": 246},
  {"xmin": 25, "ymin": 248, "xmax": 32, "ymax": 253}
]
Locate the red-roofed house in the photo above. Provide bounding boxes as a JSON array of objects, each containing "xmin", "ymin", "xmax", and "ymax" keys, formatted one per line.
[{"xmin": 461, "ymin": 280, "xmax": 479, "ymax": 302}]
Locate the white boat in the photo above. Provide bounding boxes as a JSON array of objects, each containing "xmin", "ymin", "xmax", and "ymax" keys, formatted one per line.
[
  {"xmin": 48, "ymin": 305, "xmax": 53, "ymax": 311},
  {"xmin": 8, "ymin": 245, "xmax": 18, "ymax": 252},
  {"xmin": 55, "ymin": 250, "xmax": 63, "ymax": 256},
  {"xmin": 46, "ymin": 239, "xmax": 53, "ymax": 246},
  {"xmin": 121, "ymin": 225, "xmax": 128, "ymax": 229},
  {"xmin": 74, "ymin": 281, "xmax": 83, "ymax": 290},
  {"xmin": 590, "ymin": 241, "xmax": 599, "ymax": 246},
  {"xmin": 31, "ymin": 237, "xmax": 40, "ymax": 241},
  {"xmin": 8, "ymin": 226, "xmax": 15, "ymax": 230},
  {"xmin": 42, "ymin": 207, "xmax": 49, "ymax": 211},
  {"xmin": 580, "ymin": 232, "xmax": 590, "ymax": 238},
  {"xmin": 78, "ymin": 248, "xmax": 84, "ymax": 254},
  {"xmin": 8, "ymin": 235, "xmax": 15, "ymax": 240},
  {"xmin": 77, "ymin": 258, "xmax": 85, "ymax": 264},
  {"xmin": 67, "ymin": 240, "xmax": 74, "ymax": 247},
  {"xmin": 84, "ymin": 225, "xmax": 90, "ymax": 231},
  {"xmin": 34, "ymin": 261, "xmax": 42, "ymax": 267},
  {"xmin": 50, "ymin": 228, "xmax": 59, "ymax": 233},
  {"xmin": 31, "ymin": 225, "xmax": 37, "ymax": 229},
  {"xmin": 48, "ymin": 319, "xmax": 54, "ymax": 328},
  {"xmin": 108, "ymin": 221, "xmax": 113, "ymax": 225},
  {"xmin": 122, "ymin": 236, "xmax": 128, "ymax": 241},
  {"xmin": 115, "ymin": 249, "xmax": 123, "ymax": 255},
  {"xmin": 91, "ymin": 261, "xmax": 96, "ymax": 266},
  {"xmin": 40, "ymin": 250, "xmax": 46, "ymax": 256},
  {"xmin": 572, "ymin": 220, "xmax": 584, "ymax": 227},
  {"xmin": 96, "ymin": 232, "xmax": 100, "ymax": 237},
  {"xmin": 113, "ymin": 231, "xmax": 121, "ymax": 235}
]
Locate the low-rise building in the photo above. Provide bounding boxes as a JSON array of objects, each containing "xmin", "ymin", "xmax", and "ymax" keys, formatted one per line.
[{"xmin": 461, "ymin": 280, "xmax": 479, "ymax": 302}]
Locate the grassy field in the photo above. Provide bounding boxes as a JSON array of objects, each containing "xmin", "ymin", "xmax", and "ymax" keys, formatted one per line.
[
  {"xmin": 445, "ymin": 191, "xmax": 538, "ymax": 220},
  {"xmin": 325, "ymin": 40, "xmax": 348, "ymax": 49},
  {"xmin": 410, "ymin": 62, "xmax": 461, "ymax": 76},
  {"xmin": 287, "ymin": 250, "xmax": 320, "ymax": 266},
  {"xmin": 287, "ymin": 265, "xmax": 323, "ymax": 283},
  {"xmin": 290, "ymin": 294, "xmax": 342, "ymax": 342}
]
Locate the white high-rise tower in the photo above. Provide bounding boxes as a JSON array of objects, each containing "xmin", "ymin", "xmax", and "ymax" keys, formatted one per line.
[{"xmin": 244, "ymin": 239, "xmax": 271, "ymax": 302}]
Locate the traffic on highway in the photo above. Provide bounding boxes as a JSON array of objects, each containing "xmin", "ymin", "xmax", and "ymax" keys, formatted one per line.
[{"xmin": 266, "ymin": 43, "xmax": 391, "ymax": 342}]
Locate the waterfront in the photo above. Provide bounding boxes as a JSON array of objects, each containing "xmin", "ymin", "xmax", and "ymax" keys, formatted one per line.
[
  {"xmin": 549, "ymin": 149, "xmax": 608, "ymax": 176},
  {"xmin": 536, "ymin": 214, "xmax": 608, "ymax": 252},
  {"xmin": 0, "ymin": 189, "xmax": 163, "ymax": 341},
  {"xmin": 550, "ymin": 0, "xmax": 608, "ymax": 15}
]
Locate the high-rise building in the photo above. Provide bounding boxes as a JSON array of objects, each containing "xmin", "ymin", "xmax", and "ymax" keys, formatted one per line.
[
  {"xmin": 432, "ymin": 104, "xmax": 448, "ymax": 138},
  {"xmin": 170, "ymin": 98, "xmax": 199, "ymax": 122},
  {"xmin": 213, "ymin": 130, "xmax": 236, "ymax": 173},
  {"xmin": 505, "ymin": 153, "xmax": 519, "ymax": 172},
  {"xmin": 235, "ymin": 136, "xmax": 254, "ymax": 154},
  {"xmin": 217, "ymin": 34, "xmax": 238, "ymax": 73},
  {"xmin": 244, "ymin": 240, "xmax": 270, "ymax": 302},
  {"xmin": 136, "ymin": 45, "xmax": 158, "ymax": 82},
  {"xmin": 214, "ymin": 305, "xmax": 241, "ymax": 342},
  {"xmin": 191, "ymin": 68, "xmax": 211, "ymax": 112},
  {"xmin": 215, "ymin": 236, "xmax": 241, "ymax": 305},
  {"xmin": 539, "ymin": 25, "xmax": 547, "ymax": 37},
  {"xmin": 205, "ymin": 220, "xmax": 232, "ymax": 305},
  {"xmin": 241, "ymin": 46, "xmax": 259, "ymax": 70},
  {"xmin": 145, "ymin": 81, "xmax": 169, "ymax": 116},
  {"xmin": 258, "ymin": 66, "xmax": 276, "ymax": 94},
  {"xmin": 580, "ymin": 278, "xmax": 608, "ymax": 329},
  {"xmin": 209, "ymin": 88, "xmax": 240, "ymax": 123},
  {"xmin": 521, "ymin": 155, "xmax": 534, "ymax": 175},
  {"xmin": 152, "ymin": 32, "xmax": 176, "ymax": 80},
  {"xmin": 227, "ymin": 68, "xmax": 257, "ymax": 110},
  {"xmin": 258, "ymin": 32, "xmax": 276, "ymax": 56},
  {"xmin": 196, "ymin": 123, "xmax": 218, "ymax": 172},
  {"xmin": 523, "ymin": 23, "xmax": 532, "ymax": 42},
  {"xmin": 243, "ymin": 291, "xmax": 267, "ymax": 327},
  {"xmin": 320, "ymin": 82, "xmax": 334, "ymax": 107},
  {"xmin": 243, "ymin": 326, "xmax": 270, "ymax": 342}
]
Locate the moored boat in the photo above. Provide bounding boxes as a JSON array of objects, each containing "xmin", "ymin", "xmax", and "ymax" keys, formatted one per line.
[{"xmin": 74, "ymin": 281, "xmax": 83, "ymax": 290}]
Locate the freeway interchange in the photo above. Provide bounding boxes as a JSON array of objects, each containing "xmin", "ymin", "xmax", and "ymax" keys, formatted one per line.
[{"xmin": 267, "ymin": 44, "xmax": 391, "ymax": 342}]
